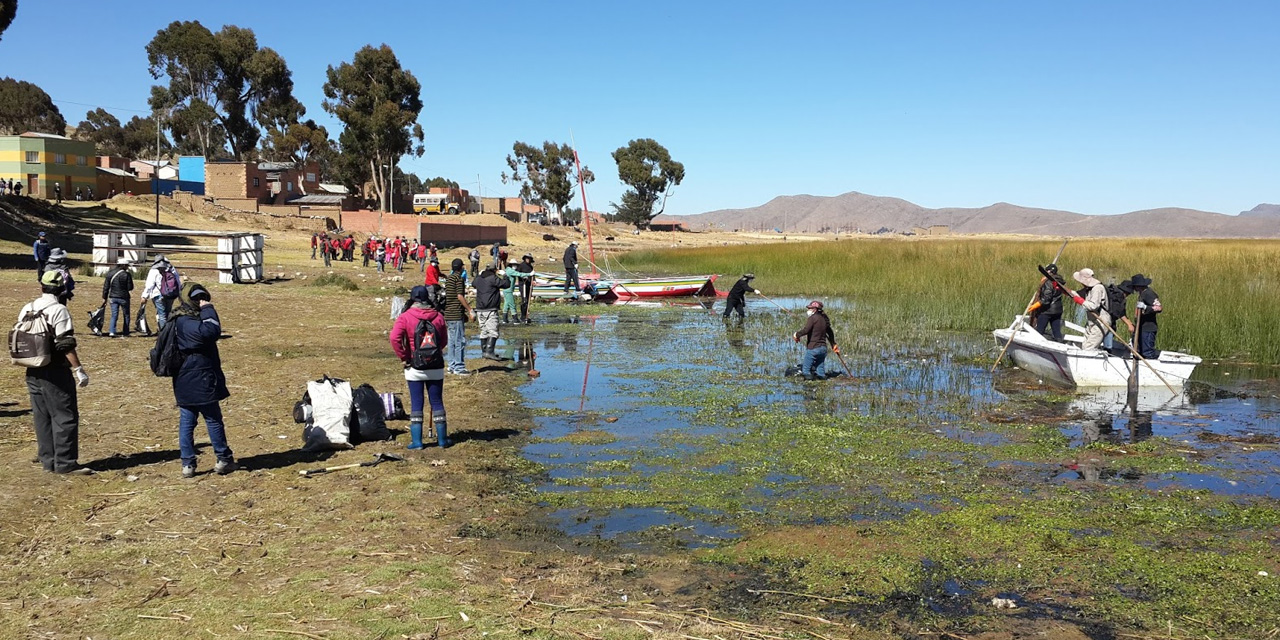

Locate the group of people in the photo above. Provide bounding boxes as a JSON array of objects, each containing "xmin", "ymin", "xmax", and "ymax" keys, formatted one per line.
[
  {"xmin": 0, "ymin": 177, "xmax": 26, "ymax": 196},
  {"xmin": 17, "ymin": 250, "xmax": 234, "ymax": 477},
  {"xmin": 96, "ymin": 255, "xmax": 183, "ymax": 337},
  {"xmin": 1032, "ymin": 263, "xmax": 1164, "ymax": 358}
]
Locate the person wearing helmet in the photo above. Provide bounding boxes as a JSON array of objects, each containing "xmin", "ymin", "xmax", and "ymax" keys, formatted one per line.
[
  {"xmin": 1034, "ymin": 263, "xmax": 1068, "ymax": 342},
  {"xmin": 793, "ymin": 300, "xmax": 839, "ymax": 381},
  {"xmin": 723, "ymin": 273, "xmax": 760, "ymax": 320}
]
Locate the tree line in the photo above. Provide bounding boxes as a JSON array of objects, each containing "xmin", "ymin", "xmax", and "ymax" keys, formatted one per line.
[{"xmin": 0, "ymin": 13, "xmax": 683, "ymax": 226}]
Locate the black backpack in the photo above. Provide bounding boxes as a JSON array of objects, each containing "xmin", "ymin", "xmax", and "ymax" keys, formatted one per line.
[
  {"xmin": 1105, "ymin": 284, "xmax": 1128, "ymax": 319},
  {"xmin": 410, "ymin": 318, "xmax": 443, "ymax": 370},
  {"xmin": 149, "ymin": 318, "xmax": 184, "ymax": 377}
]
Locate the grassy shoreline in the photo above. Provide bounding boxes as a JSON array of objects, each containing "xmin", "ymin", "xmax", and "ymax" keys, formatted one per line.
[{"xmin": 619, "ymin": 237, "xmax": 1280, "ymax": 363}]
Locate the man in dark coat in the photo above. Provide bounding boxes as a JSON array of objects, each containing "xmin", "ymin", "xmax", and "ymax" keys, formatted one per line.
[
  {"xmin": 1130, "ymin": 274, "xmax": 1162, "ymax": 359},
  {"xmin": 793, "ymin": 300, "xmax": 839, "ymax": 381},
  {"xmin": 562, "ymin": 241, "xmax": 579, "ymax": 295},
  {"xmin": 33, "ymin": 231, "xmax": 51, "ymax": 275},
  {"xmin": 1033, "ymin": 263, "xmax": 1067, "ymax": 342},
  {"xmin": 171, "ymin": 283, "xmax": 237, "ymax": 477},
  {"xmin": 101, "ymin": 257, "xmax": 135, "ymax": 337},
  {"xmin": 723, "ymin": 273, "xmax": 759, "ymax": 319},
  {"xmin": 516, "ymin": 254, "xmax": 535, "ymax": 324}
]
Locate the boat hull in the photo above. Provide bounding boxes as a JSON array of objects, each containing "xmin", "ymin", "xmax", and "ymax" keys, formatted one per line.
[
  {"xmin": 607, "ymin": 275, "xmax": 718, "ymax": 299},
  {"xmin": 992, "ymin": 317, "xmax": 1200, "ymax": 387}
]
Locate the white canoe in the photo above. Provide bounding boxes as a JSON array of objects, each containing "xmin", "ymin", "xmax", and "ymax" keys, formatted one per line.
[{"xmin": 992, "ymin": 316, "xmax": 1201, "ymax": 387}]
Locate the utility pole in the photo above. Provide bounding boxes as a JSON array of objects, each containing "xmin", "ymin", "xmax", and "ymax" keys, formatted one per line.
[{"xmin": 154, "ymin": 114, "xmax": 161, "ymax": 225}]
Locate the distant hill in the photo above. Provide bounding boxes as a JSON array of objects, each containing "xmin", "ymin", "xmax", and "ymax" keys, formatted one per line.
[{"xmin": 675, "ymin": 192, "xmax": 1280, "ymax": 238}]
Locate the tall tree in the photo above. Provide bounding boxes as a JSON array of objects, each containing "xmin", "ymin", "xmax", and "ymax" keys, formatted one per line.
[
  {"xmin": 146, "ymin": 21, "xmax": 302, "ymax": 160},
  {"xmin": 261, "ymin": 119, "xmax": 335, "ymax": 190},
  {"xmin": 0, "ymin": 77, "xmax": 66, "ymax": 135},
  {"xmin": 322, "ymin": 44, "xmax": 425, "ymax": 212},
  {"xmin": 611, "ymin": 138, "xmax": 684, "ymax": 228},
  {"xmin": 74, "ymin": 108, "xmax": 126, "ymax": 155},
  {"xmin": 501, "ymin": 141, "xmax": 593, "ymax": 221},
  {"xmin": 121, "ymin": 115, "xmax": 172, "ymax": 161},
  {"xmin": 0, "ymin": 0, "xmax": 16, "ymax": 42}
]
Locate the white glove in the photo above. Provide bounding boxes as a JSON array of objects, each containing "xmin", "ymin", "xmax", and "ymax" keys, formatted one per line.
[
  {"xmin": 1136, "ymin": 301, "xmax": 1147, "ymax": 310},
  {"xmin": 74, "ymin": 367, "xmax": 90, "ymax": 387},
  {"xmin": 754, "ymin": 290, "xmax": 761, "ymax": 295}
]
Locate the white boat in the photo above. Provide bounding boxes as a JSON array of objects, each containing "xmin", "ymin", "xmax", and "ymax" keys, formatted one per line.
[{"xmin": 992, "ymin": 316, "xmax": 1201, "ymax": 387}]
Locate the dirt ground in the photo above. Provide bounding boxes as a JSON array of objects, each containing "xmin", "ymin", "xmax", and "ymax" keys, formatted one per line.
[{"xmin": 0, "ymin": 198, "xmax": 1116, "ymax": 639}]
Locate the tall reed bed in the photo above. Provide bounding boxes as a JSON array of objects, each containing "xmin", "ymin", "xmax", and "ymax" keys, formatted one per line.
[{"xmin": 619, "ymin": 238, "xmax": 1280, "ymax": 362}]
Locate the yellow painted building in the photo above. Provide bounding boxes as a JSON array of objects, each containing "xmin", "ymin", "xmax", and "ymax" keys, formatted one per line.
[{"xmin": 0, "ymin": 132, "xmax": 98, "ymax": 199}]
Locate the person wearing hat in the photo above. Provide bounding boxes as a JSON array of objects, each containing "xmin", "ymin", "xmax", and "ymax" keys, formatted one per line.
[
  {"xmin": 101, "ymin": 257, "xmax": 136, "ymax": 338},
  {"xmin": 1130, "ymin": 274, "xmax": 1162, "ymax": 358},
  {"xmin": 516, "ymin": 254, "xmax": 535, "ymax": 324},
  {"xmin": 44, "ymin": 248, "xmax": 75, "ymax": 303},
  {"xmin": 32, "ymin": 231, "xmax": 51, "ymax": 276},
  {"xmin": 473, "ymin": 262, "xmax": 509, "ymax": 361},
  {"xmin": 390, "ymin": 285, "xmax": 451, "ymax": 448},
  {"xmin": 423, "ymin": 255, "xmax": 443, "ymax": 295},
  {"xmin": 562, "ymin": 241, "xmax": 580, "ymax": 295},
  {"xmin": 1070, "ymin": 268, "xmax": 1110, "ymax": 351},
  {"xmin": 19, "ymin": 271, "xmax": 93, "ymax": 475},
  {"xmin": 141, "ymin": 255, "xmax": 182, "ymax": 330},
  {"xmin": 501, "ymin": 258, "xmax": 522, "ymax": 324},
  {"xmin": 793, "ymin": 300, "xmax": 839, "ymax": 380},
  {"xmin": 1034, "ymin": 263, "xmax": 1068, "ymax": 342},
  {"xmin": 443, "ymin": 258, "xmax": 476, "ymax": 375},
  {"xmin": 723, "ymin": 273, "xmax": 761, "ymax": 320},
  {"xmin": 1102, "ymin": 280, "xmax": 1136, "ymax": 355},
  {"xmin": 170, "ymin": 282, "xmax": 237, "ymax": 477}
]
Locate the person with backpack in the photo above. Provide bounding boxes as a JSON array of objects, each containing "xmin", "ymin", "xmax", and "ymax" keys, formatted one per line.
[
  {"xmin": 16, "ymin": 271, "xmax": 92, "ymax": 475},
  {"xmin": 101, "ymin": 257, "xmax": 135, "ymax": 338},
  {"xmin": 44, "ymin": 248, "xmax": 75, "ymax": 303},
  {"xmin": 142, "ymin": 255, "xmax": 181, "ymax": 329},
  {"xmin": 1102, "ymin": 280, "xmax": 1136, "ymax": 355},
  {"xmin": 389, "ymin": 285, "xmax": 451, "ymax": 448},
  {"xmin": 1130, "ymin": 274, "xmax": 1163, "ymax": 359},
  {"xmin": 444, "ymin": 258, "xmax": 476, "ymax": 375},
  {"xmin": 468, "ymin": 247, "xmax": 480, "ymax": 278},
  {"xmin": 1070, "ymin": 268, "xmax": 1110, "ymax": 351},
  {"xmin": 168, "ymin": 282, "xmax": 237, "ymax": 478},
  {"xmin": 793, "ymin": 300, "xmax": 840, "ymax": 380},
  {"xmin": 473, "ymin": 264, "xmax": 509, "ymax": 361},
  {"xmin": 1034, "ymin": 263, "xmax": 1068, "ymax": 342}
]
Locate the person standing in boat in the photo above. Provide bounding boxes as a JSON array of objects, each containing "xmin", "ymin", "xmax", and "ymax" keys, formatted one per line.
[
  {"xmin": 1130, "ymin": 274, "xmax": 1162, "ymax": 358},
  {"xmin": 1070, "ymin": 268, "xmax": 1110, "ymax": 351},
  {"xmin": 793, "ymin": 300, "xmax": 839, "ymax": 381},
  {"xmin": 562, "ymin": 241, "xmax": 580, "ymax": 296},
  {"xmin": 1034, "ymin": 264, "xmax": 1067, "ymax": 342},
  {"xmin": 722, "ymin": 273, "xmax": 760, "ymax": 320}
]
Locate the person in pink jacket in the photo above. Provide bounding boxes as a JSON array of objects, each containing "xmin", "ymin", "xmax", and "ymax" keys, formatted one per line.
[{"xmin": 389, "ymin": 286, "xmax": 450, "ymax": 448}]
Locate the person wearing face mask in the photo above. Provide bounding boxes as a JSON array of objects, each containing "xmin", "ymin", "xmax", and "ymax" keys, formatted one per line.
[{"xmin": 792, "ymin": 300, "xmax": 839, "ymax": 381}]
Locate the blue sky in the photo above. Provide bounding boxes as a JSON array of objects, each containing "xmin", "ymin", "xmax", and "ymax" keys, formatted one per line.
[{"xmin": 2, "ymin": 0, "xmax": 1276, "ymax": 215}]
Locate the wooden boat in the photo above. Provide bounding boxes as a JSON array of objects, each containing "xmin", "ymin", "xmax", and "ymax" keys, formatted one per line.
[
  {"xmin": 992, "ymin": 316, "xmax": 1201, "ymax": 387},
  {"xmin": 602, "ymin": 275, "xmax": 719, "ymax": 300}
]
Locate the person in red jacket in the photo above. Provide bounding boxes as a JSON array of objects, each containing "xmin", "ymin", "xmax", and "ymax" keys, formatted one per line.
[
  {"xmin": 416, "ymin": 242, "xmax": 427, "ymax": 272},
  {"xmin": 389, "ymin": 286, "xmax": 450, "ymax": 448},
  {"xmin": 423, "ymin": 257, "xmax": 442, "ymax": 294},
  {"xmin": 310, "ymin": 233, "xmax": 318, "ymax": 260}
]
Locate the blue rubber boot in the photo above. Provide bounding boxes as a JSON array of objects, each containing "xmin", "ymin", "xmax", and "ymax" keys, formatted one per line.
[
  {"xmin": 407, "ymin": 413, "xmax": 424, "ymax": 450},
  {"xmin": 433, "ymin": 410, "xmax": 449, "ymax": 448}
]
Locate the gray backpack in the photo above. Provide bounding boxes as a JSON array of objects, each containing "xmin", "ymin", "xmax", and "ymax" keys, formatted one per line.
[{"xmin": 9, "ymin": 308, "xmax": 55, "ymax": 367}]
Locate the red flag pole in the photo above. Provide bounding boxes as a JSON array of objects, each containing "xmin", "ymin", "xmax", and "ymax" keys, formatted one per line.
[{"xmin": 571, "ymin": 142, "xmax": 598, "ymax": 279}]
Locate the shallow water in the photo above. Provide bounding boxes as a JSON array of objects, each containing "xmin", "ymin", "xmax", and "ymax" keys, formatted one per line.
[{"xmin": 514, "ymin": 298, "xmax": 1280, "ymax": 544}]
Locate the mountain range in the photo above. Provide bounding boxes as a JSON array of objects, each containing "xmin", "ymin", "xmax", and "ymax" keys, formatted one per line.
[{"xmin": 674, "ymin": 192, "xmax": 1280, "ymax": 238}]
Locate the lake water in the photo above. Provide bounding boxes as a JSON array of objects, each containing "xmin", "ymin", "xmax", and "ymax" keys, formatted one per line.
[{"xmin": 512, "ymin": 298, "xmax": 1280, "ymax": 545}]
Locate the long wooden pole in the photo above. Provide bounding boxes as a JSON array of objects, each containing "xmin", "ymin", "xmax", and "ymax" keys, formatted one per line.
[{"xmin": 992, "ymin": 238, "xmax": 1069, "ymax": 372}]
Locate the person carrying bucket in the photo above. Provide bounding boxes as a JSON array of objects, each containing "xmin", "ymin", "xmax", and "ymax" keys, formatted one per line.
[{"xmin": 793, "ymin": 300, "xmax": 839, "ymax": 381}]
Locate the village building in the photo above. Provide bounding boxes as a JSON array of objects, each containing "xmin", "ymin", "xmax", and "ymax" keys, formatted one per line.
[{"xmin": 0, "ymin": 132, "xmax": 97, "ymax": 199}]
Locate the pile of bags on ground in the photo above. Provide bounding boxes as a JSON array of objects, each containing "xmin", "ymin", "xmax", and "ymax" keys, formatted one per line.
[{"xmin": 294, "ymin": 375, "xmax": 407, "ymax": 450}]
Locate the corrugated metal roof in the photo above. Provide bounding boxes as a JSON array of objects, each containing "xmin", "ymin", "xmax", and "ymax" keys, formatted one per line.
[
  {"xmin": 257, "ymin": 161, "xmax": 295, "ymax": 171},
  {"xmin": 96, "ymin": 167, "xmax": 136, "ymax": 177},
  {"xmin": 318, "ymin": 183, "xmax": 348, "ymax": 194},
  {"xmin": 20, "ymin": 132, "xmax": 73, "ymax": 139},
  {"xmin": 287, "ymin": 194, "xmax": 346, "ymax": 205}
]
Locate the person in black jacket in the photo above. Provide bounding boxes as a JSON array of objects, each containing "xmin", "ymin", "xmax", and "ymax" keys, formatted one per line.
[
  {"xmin": 473, "ymin": 266, "xmax": 509, "ymax": 360},
  {"xmin": 171, "ymin": 283, "xmax": 237, "ymax": 478},
  {"xmin": 562, "ymin": 241, "xmax": 579, "ymax": 295},
  {"xmin": 1033, "ymin": 263, "xmax": 1067, "ymax": 342},
  {"xmin": 723, "ymin": 273, "xmax": 759, "ymax": 319},
  {"xmin": 101, "ymin": 258, "xmax": 135, "ymax": 337},
  {"xmin": 516, "ymin": 254, "xmax": 535, "ymax": 324},
  {"xmin": 793, "ymin": 300, "xmax": 839, "ymax": 381}
]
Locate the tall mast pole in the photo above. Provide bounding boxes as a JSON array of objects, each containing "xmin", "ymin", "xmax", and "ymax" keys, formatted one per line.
[{"xmin": 570, "ymin": 134, "xmax": 596, "ymax": 276}]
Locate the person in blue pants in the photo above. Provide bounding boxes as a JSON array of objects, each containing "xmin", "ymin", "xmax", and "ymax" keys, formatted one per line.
[{"xmin": 390, "ymin": 286, "xmax": 451, "ymax": 448}]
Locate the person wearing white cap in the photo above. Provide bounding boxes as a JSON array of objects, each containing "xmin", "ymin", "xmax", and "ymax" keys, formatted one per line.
[
  {"xmin": 1070, "ymin": 268, "xmax": 1110, "ymax": 351},
  {"xmin": 562, "ymin": 241, "xmax": 580, "ymax": 295},
  {"xmin": 101, "ymin": 257, "xmax": 136, "ymax": 337},
  {"xmin": 141, "ymin": 255, "xmax": 182, "ymax": 329}
]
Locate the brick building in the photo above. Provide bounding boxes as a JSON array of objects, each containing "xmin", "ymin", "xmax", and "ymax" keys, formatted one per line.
[{"xmin": 205, "ymin": 160, "xmax": 320, "ymax": 205}]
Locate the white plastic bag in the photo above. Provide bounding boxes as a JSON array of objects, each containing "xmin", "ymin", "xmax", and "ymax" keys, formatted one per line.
[{"xmin": 302, "ymin": 377, "xmax": 354, "ymax": 451}]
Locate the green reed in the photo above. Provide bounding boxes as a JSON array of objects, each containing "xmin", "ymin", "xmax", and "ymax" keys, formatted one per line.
[{"xmin": 618, "ymin": 237, "xmax": 1280, "ymax": 362}]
